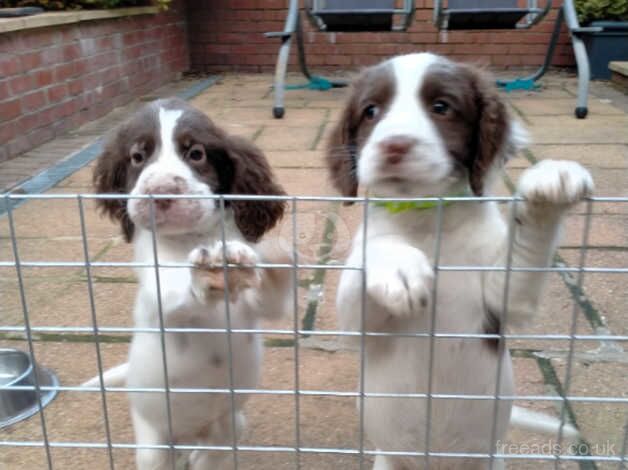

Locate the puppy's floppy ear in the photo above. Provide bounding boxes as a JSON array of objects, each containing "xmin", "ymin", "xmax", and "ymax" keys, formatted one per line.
[
  {"xmin": 93, "ymin": 133, "xmax": 135, "ymax": 242},
  {"xmin": 464, "ymin": 66, "xmax": 528, "ymax": 196},
  {"xmin": 226, "ymin": 136, "xmax": 286, "ymax": 242},
  {"xmin": 326, "ymin": 93, "xmax": 358, "ymax": 203}
]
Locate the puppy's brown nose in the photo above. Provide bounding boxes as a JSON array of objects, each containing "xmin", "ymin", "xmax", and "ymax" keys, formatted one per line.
[
  {"xmin": 147, "ymin": 178, "xmax": 184, "ymax": 211},
  {"xmin": 154, "ymin": 198, "xmax": 172, "ymax": 211},
  {"xmin": 379, "ymin": 135, "xmax": 418, "ymax": 165}
]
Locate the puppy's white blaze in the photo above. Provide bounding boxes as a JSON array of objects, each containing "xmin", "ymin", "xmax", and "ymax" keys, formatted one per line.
[
  {"xmin": 156, "ymin": 107, "xmax": 188, "ymax": 175},
  {"xmin": 383, "ymin": 53, "xmax": 438, "ymax": 133}
]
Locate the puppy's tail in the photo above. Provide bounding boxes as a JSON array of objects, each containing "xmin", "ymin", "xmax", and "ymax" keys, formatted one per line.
[
  {"xmin": 510, "ymin": 405, "xmax": 579, "ymax": 441},
  {"xmin": 81, "ymin": 362, "xmax": 129, "ymax": 388}
]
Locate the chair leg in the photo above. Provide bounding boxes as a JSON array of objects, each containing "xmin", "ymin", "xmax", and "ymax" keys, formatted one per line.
[
  {"xmin": 272, "ymin": 36, "xmax": 292, "ymax": 119},
  {"xmin": 496, "ymin": 7, "xmax": 564, "ymax": 88},
  {"xmin": 571, "ymin": 34, "xmax": 590, "ymax": 119}
]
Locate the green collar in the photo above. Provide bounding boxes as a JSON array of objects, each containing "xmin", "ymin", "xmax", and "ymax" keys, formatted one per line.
[{"xmin": 372, "ymin": 189, "xmax": 471, "ymax": 214}]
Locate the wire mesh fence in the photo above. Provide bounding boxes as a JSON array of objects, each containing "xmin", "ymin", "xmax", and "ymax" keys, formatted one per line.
[{"xmin": 0, "ymin": 192, "xmax": 627, "ymax": 470}]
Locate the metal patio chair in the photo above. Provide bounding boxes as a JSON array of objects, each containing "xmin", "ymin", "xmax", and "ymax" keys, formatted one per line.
[
  {"xmin": 434, "ymin": 0, "xmax": 596, "ymax": 119},
  {"xmin": 434, "ymin": 0, "xmax": 551, "ymax": 30},
  {"xmin": 266, "ymin": 0, "xmax": 415, "ymax": 119}
]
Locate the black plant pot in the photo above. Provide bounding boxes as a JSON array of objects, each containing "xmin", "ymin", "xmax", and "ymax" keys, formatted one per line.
[
  {"xmin": 0, "ymin": 7, "xmax": 43, "ymax": 18},
  {"xmin": 582, "ymin": 21, "xmax": 628, "ymax": 80}
]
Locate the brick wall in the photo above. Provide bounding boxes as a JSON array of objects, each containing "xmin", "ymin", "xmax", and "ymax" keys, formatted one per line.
[
  {"xmin": 187, "ymin": 0, "xmax": 574, "ymax": 73},
  {"xmin": 0, "ymin": 4, "xmax": 188, "ymax": 163}
]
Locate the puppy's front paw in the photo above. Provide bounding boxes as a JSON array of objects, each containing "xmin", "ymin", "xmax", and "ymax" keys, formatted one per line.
[
  {"xmin": 367, "ymin": 248, "xmax": 433, "ymax": 318},
  {"xmin": 518, "ymin": 160, "xmax": 593, "ymax": 208},
  {"xmin": 189, "ymin": 241, "xmax": 261, "ymax": 303}
]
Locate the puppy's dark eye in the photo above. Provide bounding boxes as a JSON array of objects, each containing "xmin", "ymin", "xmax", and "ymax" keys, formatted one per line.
[
  {"xmin": 363, "ymin": 104, "xmax": 380, "ymax": 120},
  {"xmin": 432, "ymin": 100, "xmax": 450, "ymax": 116},
  {"xmin": 130, "ymin": 149, "xmax": 146, "ymax": 167},
  {"xmin": 186, "ymin": 143, "xmax": 206, "ymax": 164}
]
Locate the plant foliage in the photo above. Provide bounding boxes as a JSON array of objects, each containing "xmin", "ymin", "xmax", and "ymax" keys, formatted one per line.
[
  {"xmin": 575, "ymin": 0, "xmax": 628, "ymax": 24},
  {"xmin": 0, "ymin": 0, "xmax": 168, "ymax": 10}
]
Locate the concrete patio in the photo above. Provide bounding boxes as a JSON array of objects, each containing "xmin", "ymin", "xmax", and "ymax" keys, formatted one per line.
[{"xmin": 0, "ymin": 71, "xmax": 627, "ymax": 469}]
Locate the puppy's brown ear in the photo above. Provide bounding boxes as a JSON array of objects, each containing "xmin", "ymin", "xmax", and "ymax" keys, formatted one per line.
[
  {"xmin": 226, "ymin": 136, "xmax": 285, "ymax": 242},
  {"xmin": 93, "ymin": 135, "xmax": 135, "ymax": 242},
  {"xmin": 326, "ymin": 96, "xmax": 358, "ymax": 203},
  {"xmin": 463, "ymin": 66, "xmax": 512, "ymax": 196}
]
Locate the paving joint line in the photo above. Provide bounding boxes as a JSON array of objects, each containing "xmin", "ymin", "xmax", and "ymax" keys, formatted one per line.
[
  {"xmin": 507, "ymin": 100, "xmax": 532, "ymax": 125},
  {"xmin": 300, "ymin": 201, "xmax": 340, "ymax": 336},
  {"xmin": 534, "ymin": 356, "xmax": 598, "ymax": 470},
  {"xmin": 309, "ymin": 108, "xmax": 331, "ymax": 151}
]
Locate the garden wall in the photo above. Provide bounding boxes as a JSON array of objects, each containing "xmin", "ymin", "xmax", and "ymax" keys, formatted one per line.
[
  {"xmin": 187, "ymin": 0, "xmax": 575, "ymax": 73},
  {"xmin": 0, "ymin": 4, "xmax": 188, "ymax": 163}
]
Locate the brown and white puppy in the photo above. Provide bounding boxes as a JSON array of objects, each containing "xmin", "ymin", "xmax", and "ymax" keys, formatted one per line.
[
  {"xmin": 90, "ymin": 98, "xmax": 290, "ymax": 470},
  {"xmin": 327, "ymin": 53, "xmax": 590, "ymax": 469}
]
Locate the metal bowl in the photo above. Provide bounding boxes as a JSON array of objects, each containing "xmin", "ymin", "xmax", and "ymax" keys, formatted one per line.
[{"xmin": 0, "ymin": 348, "xmax": 59, "ymax": 428}]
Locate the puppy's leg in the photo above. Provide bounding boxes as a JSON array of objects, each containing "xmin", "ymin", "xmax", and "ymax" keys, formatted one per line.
[
  {"xmin": 132, "ymin": 409, "xmax": 174, "ymax": 470},
  {"xmin": 373, "ymin": 454, "xmax": 396, "ymax": 470},
  {"xmin": 188, "ymin": 411, "xmax": 245, "ymax": 470},
  {"xmin": 489, "ymin": 459, "xmax": 506, "ymax": 470},
  {"xmin": 485, "ymin": 160, "xmax": 593, "ymax": 327},
  {"xmin": 242, "ymin": 237, "xmax": 293, "ymax": 320},
  {"xmin": 338, "ymin": 237, "xmax": 434, "ymax": 332}
]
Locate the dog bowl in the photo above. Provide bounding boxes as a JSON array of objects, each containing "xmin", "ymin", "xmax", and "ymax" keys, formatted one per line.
[{"xmin": 0, "ymin": 349, "xmax": 59, "ymax": 428}]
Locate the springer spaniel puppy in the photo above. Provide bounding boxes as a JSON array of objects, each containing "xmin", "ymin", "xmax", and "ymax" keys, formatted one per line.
[
  {"xmin": 90, "ymin": 98, "xmax": 290, "ymax": 469},
  {"xmin": 327, "ymin": 53, "xmax": 591, "ymax": 469}
]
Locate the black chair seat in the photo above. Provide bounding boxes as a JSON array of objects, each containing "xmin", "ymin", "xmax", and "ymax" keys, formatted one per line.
[
  {"xmin": 316, "ymin": 12, "xmax": 394, "ymax": 31},
  {"xmin": 444, "ymin": 8, "xmax": 531, "ymax": 29}
]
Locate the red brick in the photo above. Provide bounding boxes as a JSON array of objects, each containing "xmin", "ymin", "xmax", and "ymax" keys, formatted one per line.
[
  {"xmin": 0, "ymin": 54, "xmax": 22, "ymax": 76},
  {"xmin": 9, "ymin": 75, "xmax": 34, "ymax": 95},
  {"xmin": 20, "ymin": 51, "xmax": 43, "ymax": 70},
  {"xmin": 95, "ymin": 36, "xmax": 115, "ymax": 50},
  {"xmin": 17, "ymin": 112, "xmax": 39, "ymax": 133},
  {"xmin": 41, "ymin": 46, "xmax": 64, "ymax": 66},
  {"xmin": 21, "ymin": 90, "xmax": 47, "ymax": 112},
  {"xmin": 0, "ymin": 80, "xmax": 8, "ymax": 101},
  {"xmin": 47, "ymin": 84, "xmax": 68, "ymax": 103},
  {"xmin": 61, "ymin": 28, "xmax": 79, "ymax": 44},
  {"xmin": 62, "ymin": 44, "xmax": 82, "ymax": 62},
  {"xmin": 36, "ymin": 107, "xmax": 56, "ymax": 128},
  {"xmin": 0, "ymin": 121, "xmax": 16, "ymax": 144},
  {"xmin": 67, "ymin": 77, "xmax": 83, "ymax": 96},
  {"xmin": 100, "ymin": 65, "xmax": 121, "ymax": 85},
  {"xmin": 520, "ymin": 55, "xmax": 544, "ymax": 66},
  {"xmin": 72, "ymin": 59, "xmax": 88, "ymax": 77},
  {"xmin": 492, "ymin": 54, "xmax": 522, "ymax": 66},
  {"xmin": 0, "ymin": 35, "xmax": 19, "ymax": 54},
  {"xmin": 20, "ymin": 30, "xmax": 60, "ymax": 50},
  {"xmin": 34, "ymin": 69, "xmax": 54, "ymax": 87},
  {"xmin": 0, "ymin": 98, "xmax": 22, "ymax": 121},
  {"xmin": 329, "ymin": 54, "xmax": 354, "ymax": 66},
  {"xmin": 54, "ymin": 63, "xmax": 74, "ymax": 81},
  {"xmin": 51, "ymin": 100, "xmax": 75, "ymax": 120}
]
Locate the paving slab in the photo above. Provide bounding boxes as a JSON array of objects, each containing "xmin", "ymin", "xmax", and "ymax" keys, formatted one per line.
[
  {"xmin": 550, "ymin": 360, "xmax": 628, "ymax": 468},
  {"xmin": 530, "ymin": 144, "xmax": 628, "ymax": 170},
  {"xmin": 266, "ymin": 150, "xmax": 326, "ymax": 169},
  {"xmin": 256, "ymin": 126, "xmax": 322, "ymax": 152},
  {"xmin": 560, "ymin": 249, "xmax": 628, "ymax": 337},
  {"xmin": 511, "ymin": 98, "xmax": 625, "ymax": 116},
  {"xmin": 529, "ymin": 115, "xmax": 628, "ymax": 145}
]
